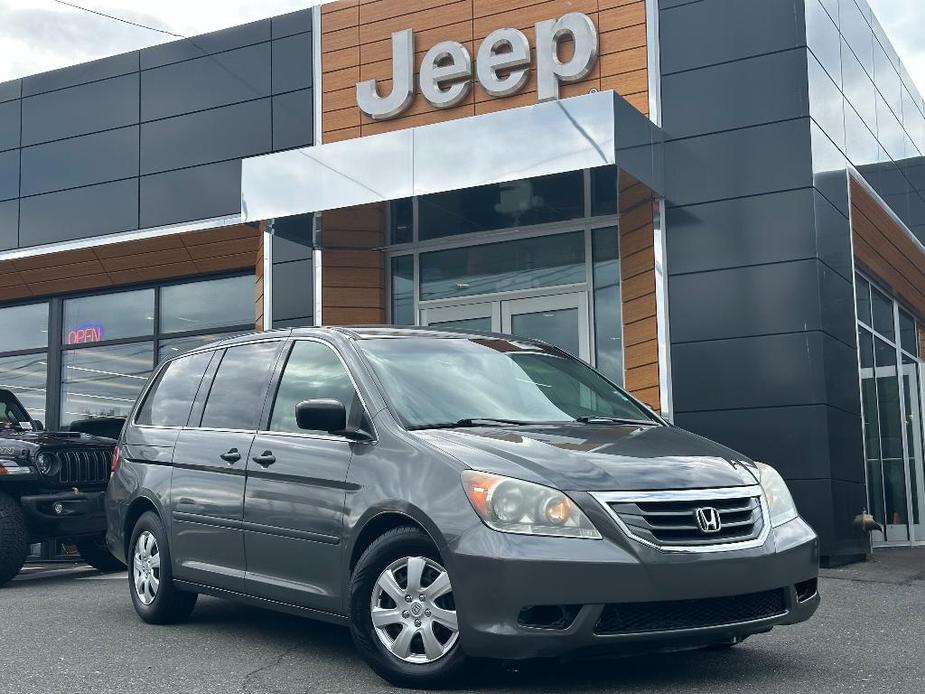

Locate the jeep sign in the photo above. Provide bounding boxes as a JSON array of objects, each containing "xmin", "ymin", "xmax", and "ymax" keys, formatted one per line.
[{"xmin": 356, "ymin": 12, "xmax": 599, "ymax": 121}]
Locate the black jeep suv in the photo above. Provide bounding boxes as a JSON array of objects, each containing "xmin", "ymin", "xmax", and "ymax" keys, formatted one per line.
[{"xmin": 0, "ymin": 388, "xmax": 124, "ymax": 586}]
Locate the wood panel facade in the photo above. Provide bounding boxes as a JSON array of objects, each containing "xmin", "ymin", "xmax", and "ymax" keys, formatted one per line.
[
  {"xmin": 321, "ymin": 203, "xmax": 388, "ymax": 325},
  {"xmin": 0, "ymin": 224, "xmax": 261, "ymax": 304},
  {"xmin": 618, "ymin": 172, "xmax": 659, "ymax": 411},
  {"xmin": 320, "ymin": 0, "xmax": 650, "ymax": 142},
  {"xmin": 851, "ymin": 176, "xmax": 925, "ymax": 321}
]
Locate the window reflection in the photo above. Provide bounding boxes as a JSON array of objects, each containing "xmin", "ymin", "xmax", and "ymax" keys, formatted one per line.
[
  {"xmin": 63, "ymin": 290, "xmax": 155, "ymax": 344},
  {"xmin": 160, "ymin": 275, "xmax": 254, "ymax": 333},
  {"xmin": 0, "ymin": 353, "xmax": 48, "ymax": 423},
  {"xmin": 158, "ymin": 332, "xmax": 242, "ymax": 363},
  {"xmin": 0, "ymin": 303, "xmax": 49, "ymax": 352},
  {"xmin": 60, "ymin": 342, "xmax": 154, "ymax": 428}
]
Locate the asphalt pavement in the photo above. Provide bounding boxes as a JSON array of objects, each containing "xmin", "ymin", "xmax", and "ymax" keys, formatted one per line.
[{"xmin": 1, "ymin": 549, "xmax": 924, "ymax": 694}]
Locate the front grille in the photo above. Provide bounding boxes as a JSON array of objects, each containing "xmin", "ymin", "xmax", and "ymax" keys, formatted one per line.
[
  {"xmin": 51, "ymin": 449, "xmax": 111, "ymax": 485},
  {"xmin": 607, "ymin": 493, "xmax": 764, "ymax": 548},
  {"xmin": 595, "ymin": 589, "xmax": 788, "ymax": 635}
]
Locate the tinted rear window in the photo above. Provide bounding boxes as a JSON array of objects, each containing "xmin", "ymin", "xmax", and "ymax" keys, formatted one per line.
[
  {"xmin": 136, "ymin": 351, "xmax": 212, "ymax": 427},
  {"xmin": 200, "ymin": 342, "xmax": 281, "ymax": 430}
]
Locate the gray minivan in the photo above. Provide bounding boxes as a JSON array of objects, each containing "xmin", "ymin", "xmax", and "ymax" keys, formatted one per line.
[{"xmin": 105, "ymin": 327, "xmax": 819, "ymax": 688}]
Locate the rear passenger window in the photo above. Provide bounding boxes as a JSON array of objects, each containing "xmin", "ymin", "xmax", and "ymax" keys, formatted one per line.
[
  {"xmin": 136, "ymin": 351, "xmax": 212, "ymax": 427},
  {"xmin": 200, "ymin": 342, "xmax": 281, "ymax": 430},
  {"xmin": 269, "ymin": 341, "xmax": 359, "ymax": 434}
]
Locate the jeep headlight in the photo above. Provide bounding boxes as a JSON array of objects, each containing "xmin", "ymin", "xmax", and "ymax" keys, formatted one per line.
[
  {"xmin": 36, "ymin": 453, "xmax": 58, "ymax": 476},
  {"xmin": 462, "ymin": 470, "xmax": 601, "ymax": 539},
  {"xmin": 755, "ymin": 462, "xmax": 798, "ymax": 527}
]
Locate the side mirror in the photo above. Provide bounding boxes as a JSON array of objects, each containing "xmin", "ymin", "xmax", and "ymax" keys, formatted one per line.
[{"xmin": 295, "ymin": 399, "xmax": 347, "ymax": 433}]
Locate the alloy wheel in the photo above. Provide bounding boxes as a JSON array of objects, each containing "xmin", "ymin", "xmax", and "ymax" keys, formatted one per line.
[
  {"xmin": 370, "ymin": 556, "xmax": 459, "ymax": 663},
  {"xmin": 133, "ymin": 530, "xmax": 161, "ymax": 606}
]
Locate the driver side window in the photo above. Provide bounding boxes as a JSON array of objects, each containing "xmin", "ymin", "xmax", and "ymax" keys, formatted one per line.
[{"xmin": 269, "ymin": 341, "xmax": 359, "ymax": 435}]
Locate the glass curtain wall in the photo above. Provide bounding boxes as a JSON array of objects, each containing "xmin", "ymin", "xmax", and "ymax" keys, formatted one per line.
[
  {"xmin": 856, "ymin": 273, "xmax": 925, "ymax": 544},
  {"xmin": 387, "ymin": 167, "xmax": 625, "ymax": 386},
  {"xmin": 0, "ymin": 273, "xmax": 255, "ymax": 432}
]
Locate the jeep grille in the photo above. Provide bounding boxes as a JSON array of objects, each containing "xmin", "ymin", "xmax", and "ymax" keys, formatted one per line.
[{"xmin": 50, "ymin": 449, "xmax": 111, "ymax": 485}]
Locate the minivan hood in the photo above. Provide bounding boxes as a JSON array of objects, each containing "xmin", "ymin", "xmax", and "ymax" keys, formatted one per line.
[{"xmin": 415, "ymin": 423, "xmax": 758, "ymax": 492}]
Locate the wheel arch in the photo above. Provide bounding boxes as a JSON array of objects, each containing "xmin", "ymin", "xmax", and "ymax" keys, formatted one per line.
[
  {"xmin": 123, "ymin": 495, "xmax": 162, "ymax": 559},
  {"xmin": 347, "ymin": 507, "xmax": 447, "ymax": 574}
]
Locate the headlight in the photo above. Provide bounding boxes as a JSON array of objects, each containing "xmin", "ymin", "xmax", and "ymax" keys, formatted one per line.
[
  {"xmin": 755, "ymin": 462, "xmax": 798, "ymax": 527},
  {"xmin": 36, "ymin": 453, "xmax": 59, "ymax": 476},
  {"xmin": 461, "ymin": 470, "xmax": 601, "ymax": 539}
]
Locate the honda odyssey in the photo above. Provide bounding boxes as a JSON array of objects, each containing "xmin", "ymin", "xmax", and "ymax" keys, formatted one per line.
[{"xmin": 105, "ymin": 327, "xmax": 819, "ymax": 688}]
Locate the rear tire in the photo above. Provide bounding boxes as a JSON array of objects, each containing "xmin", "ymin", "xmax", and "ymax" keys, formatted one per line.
[
  {"xmin": 0, "ymin": 491, "xmax": 28, "ymax": 588},
  {"xmin": 128, "ymin": 511, "xmax": 197, "ymax": 624},
  {"xmin": 75, "ymin": 535, "xmax": 125, "ymax": 572},
  {"xmin": 349, "ymin": 525, "xmax": 468, "ymax": 689}
]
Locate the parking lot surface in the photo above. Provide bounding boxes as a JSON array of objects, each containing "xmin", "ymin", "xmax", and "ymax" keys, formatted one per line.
[{"xmin": 1, "ymin": 550, "xmax": 924, "ymax": 694}]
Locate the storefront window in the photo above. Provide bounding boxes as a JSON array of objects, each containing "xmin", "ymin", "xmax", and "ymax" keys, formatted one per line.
[
  {"xmin": 63, "ymin": 289, "xmax": 155, "ymax": 344},
  {"xmin": 160, "ymin": 275, "xmax": 255, "ymax": 333},
  {"xmin": 0, "ymin": 303, "xmax": 49, "ymax": 351},
  {"xmin": 158, "ymin": 333, "xmax": 241, "ymax": 363},
  {"xmin": 420, "ymin": 232, "xmax": 585, "ymax": 301},
  {"xmin": 591, "ymin": 167, "xmax": 618, "ymax": 217},
  {"xmin": 0, "ymin": 353, "xmax": 48, "ymax": 424},
  {"xmin": 592, "ymin": 227, "xmax": 623, "ymax": 385},
  {"xmin": 418, "ymin": 171, "xmax": 585, "ymax": 241},
  {"xmin": 390, "ymin": 255, "xmax": 414, "ymax": 325},
  {"xmin": 390, "ymin": 199, "xmax": 413, "ymax": 245},
  {"xmin": 60, "ymin": 342, "xmax": 154, "ymax": 428}
]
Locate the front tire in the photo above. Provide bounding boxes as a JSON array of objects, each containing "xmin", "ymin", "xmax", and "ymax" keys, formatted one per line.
[
  {"xmin": 0, "ymin": 491, "xmax": 28, "ymax": 588},
  {"xmin": 128, "ymin": 511, "xmax": 197, "ymax": 624},
  {"xmin": 349, "ymin": 526, "xmax": 467, "ymax": 689},
  {"xmin": 75, "ymin": 535, "xmax": 126, "ymax": 572}
]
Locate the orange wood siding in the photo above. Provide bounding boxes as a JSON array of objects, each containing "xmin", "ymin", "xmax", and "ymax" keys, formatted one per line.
[
  {"xmin": 0, "ymin": 224, "xmax": 261, "ymax": 303},
  {"xmin": 321, "ymin": 0, "xmax": 650, "ymax": 142},
  {"xmin": 851, "ymin": 177, "xmax": 925, "ymax": 320},
  {"xmin": 619, "ymin": 172, "xmax": 659, "ymax": 411},
  {"xmin": 256, "ymin": 226, "xmax": 265, "ymax": 329},
  {"xmin": 322, "ymin": 203, "xmax": 387, "ymax": 324}
]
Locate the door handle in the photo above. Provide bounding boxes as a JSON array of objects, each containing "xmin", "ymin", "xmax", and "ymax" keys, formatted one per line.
[
  {"xmin": 252, "ymin": 451, "xmax": 276, "ymax": 467},
  {"xmin": 220, "ymin": 448, "xmax": 241, "ymax": 464}
]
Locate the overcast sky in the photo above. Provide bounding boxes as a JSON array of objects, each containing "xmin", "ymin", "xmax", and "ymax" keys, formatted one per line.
[{"xmin": 0, "ymin": 0, "xmax": 923, "ymax": 96}]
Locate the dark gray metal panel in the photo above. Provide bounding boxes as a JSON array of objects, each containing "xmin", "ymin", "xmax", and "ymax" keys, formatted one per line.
[
  {"xmin": 272, "ymin": 214, "xmax": 314, "ymax": 262},
  {"xmin": 0, "ymin": 79, "xmax": 21, "ymax": 103},
  {"xmin": 0, "ymin": 149, "xmax": 18, "ymax": 201},
  {"xmin": 272, "ymin": 89, "xmax": 314, "ymax": 151},
  {"xmin": 661, "ymin": 49, "xmax": 809, "ymax": 140},
  {"xmin": 140, "ymin": 43, "xmax": 271, "ymax": 121},
  {"xmin": 20, "ymin": 126, "xmax": 139, "ymax": 197},
  {"xmin": 666, "ymin": 189, "xmax": 818, "ymax": 276},
  {"xmin": 0, "ymin": 100, "xmax": 20, "ymax": 152},
  {"xmin": 0, "ymin": 199, "xmax": 17, "ymax": 250},
  {"xmin": 787, "ymin": 478, "xmax": 834, "ymax": 550},
  {"xmin": 828, "ymin": 479, "xmax": 870, "ymax": 558},
  {"xmin": 664, "ymin": 119, "xmax": 813, "ymax": 208},
  {"xmin": 818, "ymin": 261, "xmax": 857, "ymax": 348},
  {"xmin": 669, "ymin": 259, "xmax": 827, "ymax": 344},
  {"xmin": 19, "ymin": 179, "xmax": 138, "ymax": 247},
  {"xmin": 813, "ymin": 189, "xmax": 853, "ymax": 281},
  {"xmin": 140, "ymin": 99, "xmax": 271, "ymax": 175},
  {"xmin": 272, "ymin": 259, "xmax": 313, "ymax": 321},
  {"xmin": 139, "ymin": 160, "xmax": 241, "ymax": 229},
  {"xmin": 140, "ymin": 20, "xmax": 271, "ymax": 69},
  {"xmin": 21, "ymin": 74, "xmax": 139, "ymax": 146},
  {"xmin": 271, "ymin": 9, "xmax": 313, "ymax": 39},
  {"xmin": 672, "ymin": 331, "xmax": 860, "ymax": 414},
  {"xmin": 272, "ymin": 32, "xmax": 313, "ymax": 94},
  {"xmin": 659, "ymin": 0, "xmax": 806, "ymax": 74},
  {"xmin": 675, "ymin": 403, "xmax": 864, "ymax": 483},
  {"xmin": 22, "ymin": 51, "xmax": 139, "ymax": 96}
]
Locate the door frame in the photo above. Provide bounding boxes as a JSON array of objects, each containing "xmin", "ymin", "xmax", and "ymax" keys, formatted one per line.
[{"xmin": 500, "ymin": 292, "xmax": 591, "ymax": 362}]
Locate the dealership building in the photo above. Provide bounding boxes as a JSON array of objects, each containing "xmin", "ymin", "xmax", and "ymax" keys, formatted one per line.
[{"xmin": 1, "ymin": 0, "xmax": 924, "ymax": 564}]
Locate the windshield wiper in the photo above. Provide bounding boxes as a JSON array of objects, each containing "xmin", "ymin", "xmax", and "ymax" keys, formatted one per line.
[
  {"xmin": 574, "ymin": 416, "xmax": 658, "ymax": 425},
  {"xmin": 412, "ymin": 417, "xmax": 533, "ymax": 430}
]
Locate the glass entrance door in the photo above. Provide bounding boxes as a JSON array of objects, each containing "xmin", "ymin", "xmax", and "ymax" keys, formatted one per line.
[{"xmin": 420, "ymin": 291, "xmax": 591, "ymax": 362}]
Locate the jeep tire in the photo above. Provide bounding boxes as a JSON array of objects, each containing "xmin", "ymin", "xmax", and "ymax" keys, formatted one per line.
[{"xmin": 0, "ymin": 491, "xmax": 29, "ymax": 588}]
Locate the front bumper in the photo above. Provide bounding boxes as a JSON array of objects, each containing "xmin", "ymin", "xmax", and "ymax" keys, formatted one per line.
[
  {"xmin": 20, "ymin": 490, "xmax": 107, "ymax": 541},
  {"xmin": 449, "ymin": 513, "xmax": 820, "ymax": 660}
]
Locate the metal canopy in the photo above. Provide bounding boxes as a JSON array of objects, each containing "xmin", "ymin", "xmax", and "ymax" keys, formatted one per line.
[{"xmin": 240, "ymin": 90, "xmax": 663, "ymax": 222}]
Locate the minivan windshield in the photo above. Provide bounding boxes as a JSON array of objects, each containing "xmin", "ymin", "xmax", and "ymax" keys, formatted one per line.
[{"xmin": 357, "ymin": 337, "xmax": 658, "ymax": 430}]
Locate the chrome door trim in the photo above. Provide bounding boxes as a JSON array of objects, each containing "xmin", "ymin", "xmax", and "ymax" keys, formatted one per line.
[{"xmin": 590, "ymin": 485, "xmax": 772, "ymax": 554}]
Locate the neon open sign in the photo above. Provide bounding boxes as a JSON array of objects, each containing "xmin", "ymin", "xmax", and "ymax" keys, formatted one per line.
[{"xmin": 67, "ymin": 322, "xmax": 105, "ymax": 345}]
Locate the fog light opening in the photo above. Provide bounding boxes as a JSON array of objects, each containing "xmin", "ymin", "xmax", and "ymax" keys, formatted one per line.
[
  {"xmin": 795, "ymin": 578, "xmax": 818, "ymax": 602},
  {"xmin": 517, "ymin": 604, "xmax": 581, "ymax": 630}
]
